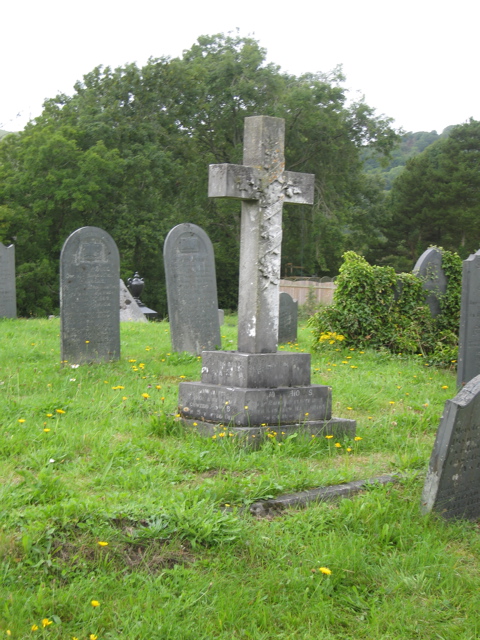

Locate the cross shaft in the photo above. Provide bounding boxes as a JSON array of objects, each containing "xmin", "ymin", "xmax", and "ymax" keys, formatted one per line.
[{"xmin": 209, "ymin": 116, "xmax": 314, "ymax": 353}]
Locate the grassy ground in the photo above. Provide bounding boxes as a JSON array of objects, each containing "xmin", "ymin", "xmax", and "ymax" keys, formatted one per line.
[{"xmin": 1, "ymin": 316, "xmax": 478, "ymax": 640}]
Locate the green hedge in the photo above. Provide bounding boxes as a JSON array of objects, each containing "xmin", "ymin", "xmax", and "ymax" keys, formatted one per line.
[{"xmin": 308, "ymin": 249, "xmax": 461, "ymax": 365}]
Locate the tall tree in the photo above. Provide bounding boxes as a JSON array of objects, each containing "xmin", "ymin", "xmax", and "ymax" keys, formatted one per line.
[
  {"xmin": 384, "ymin": 119, "xmax": 480, "ymax": 268},
  {"xmin": 0, "ymin": 33, "xmax": 399, "ymax": 316}
]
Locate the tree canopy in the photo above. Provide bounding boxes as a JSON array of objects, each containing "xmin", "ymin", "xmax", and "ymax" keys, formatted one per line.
[
  {"xmin": 0, "ymin": 33, "xmax": 399, "ymax": 316},
  {"xmin": 381, "ymin": 119, "xmax": 480, "ymax": 270}
]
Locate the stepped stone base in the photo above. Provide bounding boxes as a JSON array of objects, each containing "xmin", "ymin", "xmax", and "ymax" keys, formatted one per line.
[
  {"xmin": 177, "ymin": 350, "xmax": 356, "ymax": 440},
  {"xmin": 179, "ymin": 381, "xmax": 331, "ymax": 426},
  {"xmin": 200, "ymin": 351, "xmax": 311, "ymax": 388},
  {"xmin": 181, "ymin": 417, "xmax": 356, "ymax": 448}
]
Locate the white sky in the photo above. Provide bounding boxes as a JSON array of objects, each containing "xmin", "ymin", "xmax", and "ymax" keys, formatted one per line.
[{"xmin": 1, "ymin": 0, "xmax": 479, "ymax": 134}]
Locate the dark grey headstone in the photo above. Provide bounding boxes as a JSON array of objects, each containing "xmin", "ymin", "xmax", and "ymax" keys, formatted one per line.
[
  {"xmin": 413, "ymin": 247, "xmax": 447, "ymax": 317},
  {"xmin": 164, "ymin": 223, "xmax": 221, "ymax": 355},
  {"xmin": 421, "ymin": 375, "xmax": 480, "ymax": 519},
  {"xmin": 457, "ymin": 250, "xmax": 480, "ymax": 387},
  {"xmin": 0, "ymin": 243, "xmax": 16, "ymax": 318},
  {"xmin": 60, "ymin": 227, "xmax": 120, "ymax": 364},
  {"xmin": 278, "ymin": 292, "xmax": 298, "ymax": 343}
]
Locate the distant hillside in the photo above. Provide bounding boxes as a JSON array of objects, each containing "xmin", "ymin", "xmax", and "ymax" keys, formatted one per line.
[
  {"xmin": 364, "ymin": 126, "xmax": 455, "ymax": 189},
  {"xmin": 0, "ymin": 129, "xmax": 14, "ymax": 141}
]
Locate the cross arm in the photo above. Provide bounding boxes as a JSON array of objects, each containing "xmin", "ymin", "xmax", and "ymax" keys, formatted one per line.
[
  {"xmin": 283, "ymin": 171, "xmax": 315, "ymax": 205},
  {"xmin": 208, "ymin": 164, "xmax": 260, "ymax": 200}
]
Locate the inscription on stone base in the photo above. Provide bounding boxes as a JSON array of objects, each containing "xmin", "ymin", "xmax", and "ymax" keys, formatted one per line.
[{"xmin": 179, "ymin": 382, "xmax": 331, "ymax": 426}]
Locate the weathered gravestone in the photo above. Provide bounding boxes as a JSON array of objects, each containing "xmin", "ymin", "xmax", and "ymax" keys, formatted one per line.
[
  {"xmin": 413, "ymin": 247, "xmax": 447, "ymax": 317},
  {"xmin": 278, "ymin": 292, "xmax": 298, "ymax": 344},
  {"xmin": 60, "ymin": 227, "xmax": 120, "ymax": 364},
  {"xmin": 457, "ymin": 250, "xmax": 480, "ymax": 388},
  {"xmin": 178, "ymin": 116, "xmax": 355, "ymax": 442},
  {"xmin": 119, "ymin": 280, "xmax": 147, "ymax": 322},
  {"xmin": 421, "ymin": 375, "xmax": 480, "ymax": 519},
  {"xmin": 0, "ymin": 243, "xmax": 16, "ymax": 318},
  {"xmin": 164, "ymin": 223, "xmax": 221, "ymax": 355}
]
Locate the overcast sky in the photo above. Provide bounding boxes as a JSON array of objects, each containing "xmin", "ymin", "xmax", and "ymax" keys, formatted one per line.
[{"xmin": 2, "ymin": 0, "xmax": 479, "ymax": 134}]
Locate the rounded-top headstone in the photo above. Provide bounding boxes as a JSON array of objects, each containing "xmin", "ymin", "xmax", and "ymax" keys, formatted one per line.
[
  {"xmin": 413, "ymin": 247, "xmax": 447, "ymax": 317},
  {"xmin": 60, "ymin": 226, "xmax": 120, "ymax": 364},
  {"xmin": 164, "ymin": 223, "xmax": 221, "ymax": 355}
]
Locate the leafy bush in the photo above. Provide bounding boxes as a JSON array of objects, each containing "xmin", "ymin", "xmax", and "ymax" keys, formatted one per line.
[{"xmin": 308, "ymin": 249, "xmax": 461, "ymax": 364}]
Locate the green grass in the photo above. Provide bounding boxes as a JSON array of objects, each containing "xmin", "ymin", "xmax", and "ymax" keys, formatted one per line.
[{"xmin": 1, "ymin": 316, "xmax": 477, "ymax": 640}]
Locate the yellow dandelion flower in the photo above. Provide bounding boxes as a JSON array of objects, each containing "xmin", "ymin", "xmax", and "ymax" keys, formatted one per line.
[
  {"xmin": 91, "ymin": 600, "xmax": 100, "ymax": 607},
  {"xmin": 335, "ymin": 443, "xmax": 342, "ymax": 448},
  {"xmin": 46, "ymin": 413, "xmax": 53, "ymax": 417},
  {"xmin": 354, "ymin": 436, "xmax": 362, "ymax": 441},
  {"xmin": 441, "ymin": 385, "xmax": 449, "ymax": 389},
  {"xmin": 347, "ymin": 407, "xmax": 353, "ymax": 410},
  {"xmin": 43, "ymin": 428, "xmax": 51, "ymax": 433},
  {"xmin": 325, "ymin": 435, "xmax": 334, "ymax": 439},
  {"xmin": 85, "ymin": 340, "xmax": 90, "ymax": 344},
  {"xmin": 18, "ymin": 418, "xmax": 25, "ymax": 423},
  {"xmin": 56, "ymin": 408, "xmax": 66, "ymax": 414},
  {"xmin": 319, "ymin": 567, "xmax": 332, "ymax": 575},
  {"xmin": 193, "ymin": 422, "xmax": 198, "ymax": 426},
  {"xmin": 122, "ymin": 396, "xmax": 127, "ymax": 401},
  {"xmin": 97, "ymin": 541, "xmax": 109, "ymax": 546},
  {"xmin": 90, "ymin": 635, "xmax": 98, "ymax": 640},
  {"xmin": 141, "ymin": 393, "xmax": 150, "ymax": 399},
  {"xmin": 42, "ymin": 618, "xmax": 53, "ymax": 627},
  {"xmin": 346, "ymin": 447, "xmax": 352, "ymax": 452},
  {"xmin": 244, "ymin": 405, "xmax": 249, "ymax": 410},
  {"xmin": 389, "ymin": 401, "xmax": 395, "ymax": 405},
  {"xmin": 31, "ymin": 624, "xmax": 39, "ymax": 631},
  {"xmin": 304, "ymin": 412, "xmax": 309, "ymax": 417},
  {"xmin": 156, "ymin": 385, "xmax": 162, "ymax": 389}
]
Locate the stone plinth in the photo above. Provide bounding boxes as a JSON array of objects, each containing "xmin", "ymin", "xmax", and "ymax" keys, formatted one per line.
[
  {"xmin": 200, "ymin": 351, "xmax": 311, "ymax": 388},
  {"xmin": 182, "ymin": 417, "xmax": 356, "ymax": 448},
  {"xmin": 180, "ymin": 382, "xmax": 331, "ymax": 426},
  {"xmin": 178, "ymin": 349, "xmax": 355, "ymax": 441}
]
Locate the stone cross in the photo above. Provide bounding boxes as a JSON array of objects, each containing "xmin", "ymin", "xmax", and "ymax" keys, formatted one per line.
[{"xmin": 208, "ymin": 116, "xmax": 314, "ymax": 353}]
